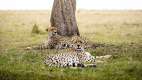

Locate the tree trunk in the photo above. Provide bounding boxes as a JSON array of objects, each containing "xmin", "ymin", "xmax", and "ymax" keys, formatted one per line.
[{"xmin": 50, "ymin": 0, "xmax": 80, "ymax": 36}]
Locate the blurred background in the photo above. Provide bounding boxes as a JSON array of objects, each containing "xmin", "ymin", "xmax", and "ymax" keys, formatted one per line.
[{"xmin": 0, "ymin": 0, "xmax": 142, "ymax": 10}]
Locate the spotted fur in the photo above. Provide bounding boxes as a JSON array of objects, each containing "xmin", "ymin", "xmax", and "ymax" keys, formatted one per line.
[
  {"xmin": 44, "ymin": 39, "xmax": 95, "ymax": 67},
  {"xmin": 26, "ymin": 27, "xmax": 90, "ymax": 50},
  {"xmin": 44, "ymin": 49, "xmax": 95, "ymax": 67}
]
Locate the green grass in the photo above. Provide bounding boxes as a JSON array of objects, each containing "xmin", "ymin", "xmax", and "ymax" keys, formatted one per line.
[{"xmin": 0, "ymin": 10, "xmax": 142, "ymax": 80}]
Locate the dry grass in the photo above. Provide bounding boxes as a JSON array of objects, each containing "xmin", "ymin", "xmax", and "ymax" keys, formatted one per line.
[{"xmin": 77, "ymin": 10, "xmax": 142, "ymax": 43}]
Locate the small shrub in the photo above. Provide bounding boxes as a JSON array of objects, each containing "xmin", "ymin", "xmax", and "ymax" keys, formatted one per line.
[{"xmin": 32, "ymin": 24, "xmax": 40, "ymax": 34}]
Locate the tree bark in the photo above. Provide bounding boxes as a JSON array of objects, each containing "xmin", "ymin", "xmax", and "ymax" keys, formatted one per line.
[{"xmin": 50, "ymin": 0, "xmax": 80, "ymax": 36}]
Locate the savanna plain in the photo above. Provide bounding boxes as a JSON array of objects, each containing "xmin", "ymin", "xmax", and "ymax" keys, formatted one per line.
[{"xmin": 0, "ymin": 10, "xmax": 142, "ymax": 80}]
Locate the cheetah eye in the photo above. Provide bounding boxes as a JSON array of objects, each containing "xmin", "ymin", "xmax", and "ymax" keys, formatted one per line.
[
  {"xmin": 67, "ymin": 44, "xmax": 70, "ymax": 47},
  {"xmin": 63, "ymin": 44, "xmax": 66, "ymax": 47},
  {"xmin": 70, "ymin": 44, "xmax": 74, "ymax": 47}
]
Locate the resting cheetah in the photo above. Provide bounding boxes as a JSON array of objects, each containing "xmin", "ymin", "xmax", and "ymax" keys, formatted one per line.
[
  {"xmin": 26, "ymin": 27, "xmax": 89, "ymax": 50},
  {"xmin": 44, "ymin": 39, "xmax": 96, "ymax": 67}
]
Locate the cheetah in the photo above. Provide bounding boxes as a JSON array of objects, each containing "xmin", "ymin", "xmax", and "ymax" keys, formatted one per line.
[
  {"xmin": 44, "ymin": 39, "xmax": 96, "ymax": 67},
  {"xmin": 26, "ymin": 26, "xmax": 90, "ymax": 50}
]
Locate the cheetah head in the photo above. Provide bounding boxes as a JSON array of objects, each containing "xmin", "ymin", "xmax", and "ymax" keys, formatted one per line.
[
  {"xmin": 71, "ymin": 36, "xmax": 85, "ymax": 52},
  {"xmin": 46, "ymin": 26, "xmax": 57, "ymax": 36},
  {"xmin": 71, "ymin": 35, "xmax": 89, "ymax": 49}
]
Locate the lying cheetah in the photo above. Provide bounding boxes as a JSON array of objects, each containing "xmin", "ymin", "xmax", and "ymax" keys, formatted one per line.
[
  {"xmin": 26, "ymin": 27, "xmax": 90, "ymax": 50},
  {"xmin": 44, "ymin": 39, "xmax": 96, "ymax": 67}
]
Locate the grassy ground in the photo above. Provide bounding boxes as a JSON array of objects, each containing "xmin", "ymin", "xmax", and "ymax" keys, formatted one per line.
[{"xmin": 0, "ymin": 10, "xmax": 142, "ymax": 80}]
